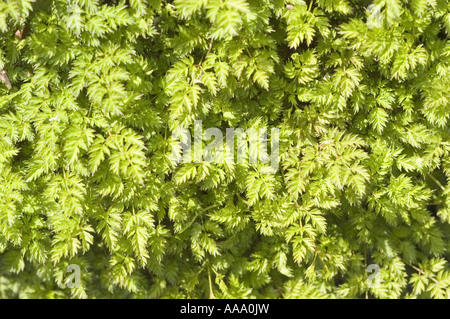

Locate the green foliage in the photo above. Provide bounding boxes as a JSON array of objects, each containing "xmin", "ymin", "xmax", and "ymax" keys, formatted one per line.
[{"xmin": 0, "ymin": 0, "xmax": 449, "ymax": 299}]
